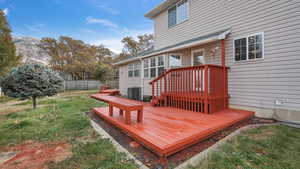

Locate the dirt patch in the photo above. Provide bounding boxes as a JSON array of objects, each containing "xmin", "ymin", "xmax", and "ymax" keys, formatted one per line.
[
  {"xmin": 86, "ymin": 112, "xmax": 276, "ymax": 169},
  {"xmin": 0, "ymin": 141, "xmax": 72, "ymax": 169}
]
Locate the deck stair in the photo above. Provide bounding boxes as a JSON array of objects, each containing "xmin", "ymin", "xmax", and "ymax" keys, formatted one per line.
[{"xmin": 149, "ymin": 64, "xmax": 229, "ymax": 114}]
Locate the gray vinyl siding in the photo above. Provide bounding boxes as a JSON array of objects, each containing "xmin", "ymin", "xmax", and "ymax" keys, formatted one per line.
[
  {"xmin": 118, "ymin": 63, "xmax": 141, "ymax": 96},
  {"xmin": 151, "ymin": 0, "xmax": 300, "ymax": 111}
]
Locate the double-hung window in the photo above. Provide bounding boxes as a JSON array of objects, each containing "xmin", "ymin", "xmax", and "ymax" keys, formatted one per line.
[
  {"xmin": 134, "ymin": 62, "xmax": 140, "ymax": 77},
  {"xmin": 143, "ymin": 59, "xmax": 149, "ymax": 78},
  {"xmin": 168, "ymin": 0, "xmax": 189, "ymax": 28},
  {"xmin": 234, "ymin": 33, "xmax": 264, "ymax": 62},
  {"xmin": 157, "ymin": 56, "xmax": 165, "ymax": 76},
  {"xmin": 128, "ymin": 62, "xmax": 140, "ymax": 77},
  {"xmin": 150, "ymin": 57, "xmax": 156, "ymax": 78},
  {"xmin": 143, "ymin": 55, "xmax": 165, "ymax": 78},
  {"xmin": 128, "ymin": 64, "xmax": 134, "ymax": 77}
]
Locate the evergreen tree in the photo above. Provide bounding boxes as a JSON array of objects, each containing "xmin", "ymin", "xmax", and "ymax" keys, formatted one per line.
[
  {"xmin": 0, "ymin": 64, "xmax": 63, "ymax": 109},
  {"xmin": 0, "ymin": 10, "xmax": 20, "ymax": 76}
]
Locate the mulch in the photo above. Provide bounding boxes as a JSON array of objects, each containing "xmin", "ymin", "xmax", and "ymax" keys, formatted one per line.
[{"xmin": 86, "ymin": 111, "xmax": 275, "ymax": 169}]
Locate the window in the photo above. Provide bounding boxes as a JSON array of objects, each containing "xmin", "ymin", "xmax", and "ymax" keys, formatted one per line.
[
  {"xmin": 128, "ymin": 64, "xmax": 134, "ymax": 77},
  {"xmin": 143, "ymin": 59, "xmax": 149, "ymax": 78},
  {"xmin": 234, "ymin": 33, "xmax": 264, "ymax": 62},
  {"xmin": 150, "ymin": 57, "xmax": 156, "ymax": 78},
  {"xmin": 134, "ymin": 62, "xmax": 140, "ymax": 77},
  {"xmin": 168, "ymin": 6, "xmax": 177, "ymax": 27},
  {"xmin": 234, "ymin": 38, "xmax": 247, "ymax": 61},
  {"xmin": 168, "ymin": 0, "xmax": 189, "ymax": 28},
  {"xmin": 128, "ymin": 62, "xmax": 140, "ymax": 77},
  {"xmin": 177, "ymin": 0, "xmax": 188, "ymax": 23},
  {"xmin": 157, "ymin": 55, "xmax": 165, "ymax": 76},
  {"xmin": 169, "ymin": 54, "xmax": 182, "ymax": 68},
  {"xmin": 248, "ymin": 34, "xmax": 263, "ymax": 59},
  {"xmin": 143, "ymin": 55, "xmax": 165, "ymax": 78}
]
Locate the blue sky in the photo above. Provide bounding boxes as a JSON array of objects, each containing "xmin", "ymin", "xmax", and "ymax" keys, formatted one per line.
[{"xmin": 0, "ymin": 0, "xmax": 163, "ymax": 53}]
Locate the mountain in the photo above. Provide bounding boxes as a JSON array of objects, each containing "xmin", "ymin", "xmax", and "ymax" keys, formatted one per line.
[{"xmin": 13, "ymin": 37, "xmax": 50, "ymax": 65}]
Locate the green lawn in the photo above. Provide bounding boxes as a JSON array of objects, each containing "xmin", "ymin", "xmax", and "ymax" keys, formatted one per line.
[
  {"xmin": 190, "ymin": 125, "xmax": 300, "ymax": 169},
  {"xmin": 0, "ymin": 90, "xmax": 137, "ymax": 169},
  {"xmin": 1, "ymin": 91, "xmax": 300, "ymax": 169}
]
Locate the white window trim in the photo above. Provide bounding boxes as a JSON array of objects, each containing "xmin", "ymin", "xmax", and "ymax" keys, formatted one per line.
[
  {"xmin": 168, "ymin": 0, "xmax": 189, "ymax": 28},
  {"xmin": 191, "ymin": 48, "xmax": 205, "ymax": 66},
  {"xmin": 168, "ymin": 53, "xmax": 183, "ymax": 69},
  {"xmin": 157, "ymin": 55, "xmax": 165, "ymax": 76},
  {"xmin": 128, "ymin": 62, "xmax": 140, "ymax": 78},
  {"xmin": 143, "ymin": 55, "xmax": 166, "ymax": 79},
  {"xmin": 143, "ymin": 58, "xmax": 150, "ymax": 78},
  {"xmin": 233, "ymin": 32, "xmax": 264, "ymax": 63}
]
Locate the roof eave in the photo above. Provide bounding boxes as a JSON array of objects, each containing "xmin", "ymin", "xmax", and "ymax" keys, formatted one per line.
[
  {"xmin": 145, "ymin": 0, "xmax": 179, "ymax": 19},
  {"xmin": 113, "ymin": 57, "xmax": 141, "ymax": 66}
]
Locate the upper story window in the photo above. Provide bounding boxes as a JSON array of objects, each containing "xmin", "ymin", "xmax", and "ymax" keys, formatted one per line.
[
  {"xmin": 234, "ymin": 32, "xmax": 264, "ymax": 62},
  {"xmin": 168, "ymin": 0, "xmax": 189, "ymax": 28},
  {"xmin": 169, "ymin": 53, "xmax": 182, "ymax": 68},
  {"xmin": 144, "ymin": 55, "xmax": 165, "ymax": 78},
  {"xmin": 128, "ymin": 62, "xmax": 140, "ymax": 78}
]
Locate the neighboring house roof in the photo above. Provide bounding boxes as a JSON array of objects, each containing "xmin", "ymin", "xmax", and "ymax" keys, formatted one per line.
[
  {"xmin": 114, "ymin": 29, "xmax": 231, "ymax": 66},
  {"xmin": 145, "ymin": 0, "xmax": 179, "ymax": 19}
]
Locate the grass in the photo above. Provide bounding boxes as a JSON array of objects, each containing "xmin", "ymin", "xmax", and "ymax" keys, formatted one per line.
[
  {"xmin": 0, "ymin": 90, "xmax": 136, "ymax": 169},
  {"xmin": 190, "ymin": 125, "xmax": 300, "ymax": 169}
]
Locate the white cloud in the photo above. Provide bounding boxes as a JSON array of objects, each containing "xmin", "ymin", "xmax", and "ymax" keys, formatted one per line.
[
  {"xmin": 92, "ymin": 38, "xmax": 123, "ymax": 54},
  {"xmin": 86, "ymin": 17, "xmax": 119, "ymax": 29},
  {"xmin": 96, "ymin": 5, "xmax": 120, "ymax": 15},
  {"xmin": 3, "ymin": 8, "xmax": 8, "ymax": 15}
]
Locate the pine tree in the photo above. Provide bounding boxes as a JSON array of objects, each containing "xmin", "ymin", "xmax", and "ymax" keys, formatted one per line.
[
  {"xmin": 0, "ymin": 10, "xmax": 20, "ymax": 76},
  {"xmin": 0, "ymin": 64, "xmax": 63, "ymax": 109}
]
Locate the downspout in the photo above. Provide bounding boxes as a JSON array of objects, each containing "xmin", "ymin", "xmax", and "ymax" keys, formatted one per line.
[
  {"xmin": 221, "ymin": 39, "xmax": 227, "ymax": 109},
  {"xmin": 140, "ymin": 58, "xmax": 144, "ymax": 101}
]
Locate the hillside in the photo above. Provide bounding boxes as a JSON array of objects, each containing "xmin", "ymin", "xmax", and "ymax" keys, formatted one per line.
[{"xmin": 13, "ymin": 37, "xmax": 50, "ymax": 65}]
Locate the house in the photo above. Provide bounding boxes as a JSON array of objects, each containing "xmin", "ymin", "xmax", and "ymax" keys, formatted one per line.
[{"xmin": 114, "ymin": 0, "xmax": 300, "ymax": 123}]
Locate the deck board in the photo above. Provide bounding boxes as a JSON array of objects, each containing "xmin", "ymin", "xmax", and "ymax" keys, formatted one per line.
[{"xmin": 92, "ymin": 103, "xmax": 254, "ymax": 157}]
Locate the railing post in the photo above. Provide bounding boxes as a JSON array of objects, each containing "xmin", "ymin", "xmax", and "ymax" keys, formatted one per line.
[{"xmin": 204, "ymin": 66, "xmax": 209, "ymax": 114}]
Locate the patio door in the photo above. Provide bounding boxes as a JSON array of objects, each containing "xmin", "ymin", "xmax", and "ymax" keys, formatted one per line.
[
  {"xmin": 192, "ymin": 49, "xmax": 205, "ymax": 66},
  {"xmin": 192, "ymin": 49, "xmax": 205, "ymax": 91}
]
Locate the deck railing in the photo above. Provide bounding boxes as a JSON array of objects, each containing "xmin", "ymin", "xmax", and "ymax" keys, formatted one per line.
[{"xmin": 149, "ymin": 64, "xmax": 229, "ymax": 114}]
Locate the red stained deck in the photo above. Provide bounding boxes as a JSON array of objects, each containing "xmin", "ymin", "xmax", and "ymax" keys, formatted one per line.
[{"xmin": 92, "ymin": 102, "xmax": 254, "ymax": 158}]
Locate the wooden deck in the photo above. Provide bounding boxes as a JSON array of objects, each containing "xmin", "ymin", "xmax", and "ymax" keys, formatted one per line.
[{"xmin": 92, "ymin": 102, "xmax": 254, "ymax": 159}]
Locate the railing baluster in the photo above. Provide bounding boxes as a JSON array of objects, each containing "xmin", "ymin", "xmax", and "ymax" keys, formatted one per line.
[{"xmin": 149, "ymin": 65, "xmax": 228, "ymax": 113}]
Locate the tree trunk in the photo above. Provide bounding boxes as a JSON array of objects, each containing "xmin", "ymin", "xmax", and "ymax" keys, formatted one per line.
[{"xmin": 32, "ymin": 96, "xmax": 37, "ymax": 109}]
